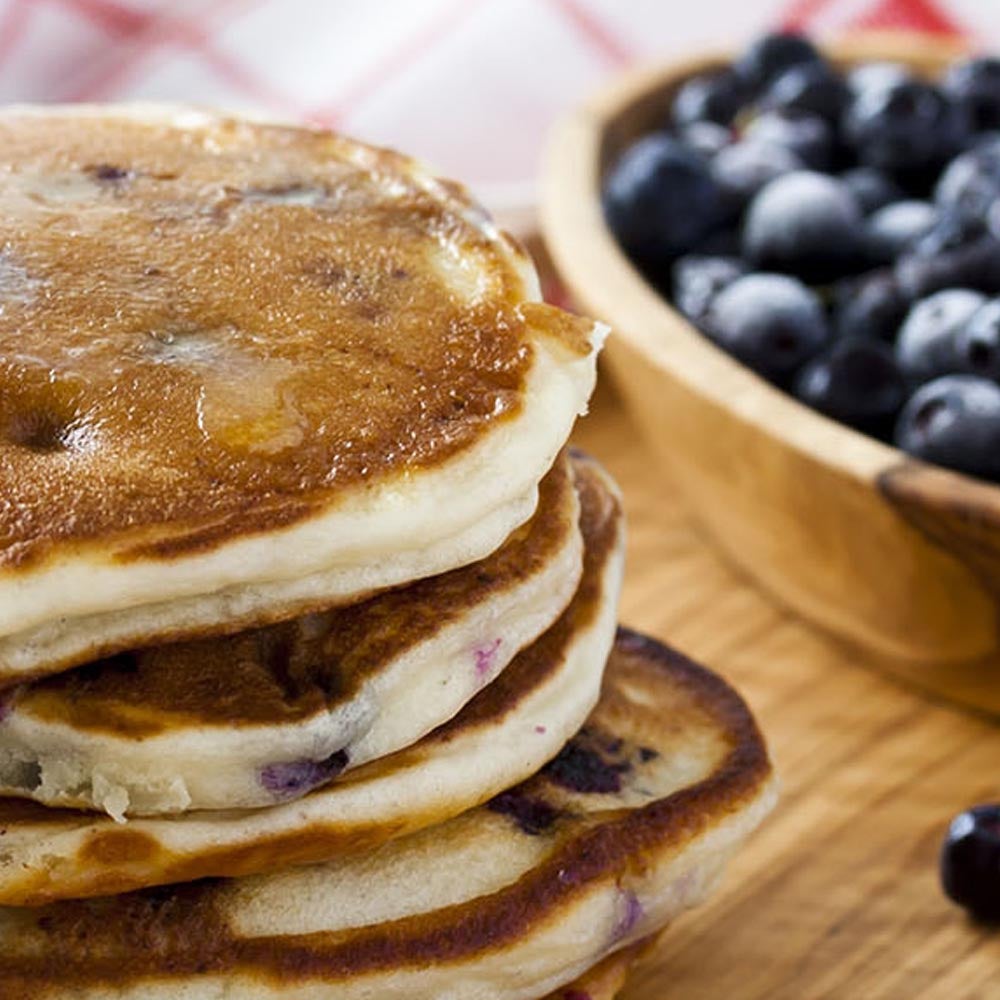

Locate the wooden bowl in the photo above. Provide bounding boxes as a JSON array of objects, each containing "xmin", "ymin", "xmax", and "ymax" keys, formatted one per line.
[{"xmin": 541, "ymin": 33, "xmax": 1000, "ymax": 714}]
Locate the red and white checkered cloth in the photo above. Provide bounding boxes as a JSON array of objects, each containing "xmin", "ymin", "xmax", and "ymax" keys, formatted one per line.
[{"xmin": 0, "ymin": 0, "xmax": 994, "ymax": 213}]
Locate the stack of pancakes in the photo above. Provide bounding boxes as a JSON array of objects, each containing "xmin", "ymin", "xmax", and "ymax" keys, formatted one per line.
[{"xmin": 0, "ymin": 106, "xmax": 776, "ymax": 998}]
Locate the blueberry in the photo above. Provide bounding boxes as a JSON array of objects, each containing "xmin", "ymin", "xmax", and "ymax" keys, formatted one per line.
[
  {"xmin": 843, "ymin": 80, "xmax": 961, "ymax": 172},
  {"xmin": 912, "ymin": 210, "xmax": 986, "ymax": 258},
  {"xmin": 745, "ymin": 108, "xmax": 833, "ymax": 170},
  {"xmin": 706, "ymin": 273, "xmax": 829, "ymax": 381},
  {"xmin": 794, "ymin": 336, "xmax": 906, "ymax": 435},
  {"xmin": 935, "ymin": 139, "xmax": 1000, "ymax": 225},
  {"xmin": 763, "ymin": 61, "xmax": 848, "ymax": 123},
  {"xmin": 736, "ymin": 32, "xmax": 823, "ymax": 92},
  {"xmin": 743, "ymin": 170, "xmax": 864, "ymax": 284},
  {"xmin": 896, "ymin": 235, "xmax": 1000, "ymax": 299},
  {"xmin": 896, "ymin": 375, "xmax": 1000, "ymax": 481},
  {"xmin": 841, "ymin": 166, "xmax": 904, "ymax": 215},
  {"xmin": 833, "ymin": 269, "xmax": 909, "ymax": 342},
  {"xmin": 847, "ymin": 61, "xmax": 913, "ymax": 98},
  {"xmin": 688, "ymin": 226, "xmax": 742, "ymax": 257},
  {"xmin": 679, "ymin": 120, "xmax": 732, "ymax": 158},
  {"xmin": 940, "ymin": 804, "xmax": 1000, "ymax": 923},
  {"xmin": 603, "ymin": 133, "xmax": 725, "ymax": 267},
  {"xmin": 672, "ymin": 254, "xmax": 747, "ymax": 323},
  {"xmin": 672, "ymin": 69, "xmax": 744, "ymax": 126},
  {"xmin": 945, "ymin": 58, "xmax": 1000, "ymax": 133},
  {"xmin": 865, "ymin": 200, "xmax": 940, "ymax": 264},
  {"xmin": 895, "ymin": 289, "xmax": 986, "ymax": 382},
  {"xmin": 955, "ymin": 298, "xmax": 1000, "ymax": 379},
  {"xmin": 711, "ymin": 140, "xmax": 804, "ymax": 211}
]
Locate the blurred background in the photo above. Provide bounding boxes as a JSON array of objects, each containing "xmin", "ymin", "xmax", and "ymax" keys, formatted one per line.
[{"xmin": 0, "ymin": 0, "xmax": 995, "ymax": 222}]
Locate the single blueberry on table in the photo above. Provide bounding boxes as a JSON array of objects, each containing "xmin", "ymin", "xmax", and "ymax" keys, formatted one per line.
[
  {"xmin": 940, "ymin": 804, "xmax": 1000, "ymax": 923},
  {"xmin": 705, "ymin": 273, "xmax": 829, "ymax": 382},
  {"xmin": 743, "ymin": 170, "xmax": 864, "ymax": 284},
  {"xmin": 679, "ymin": 120, "xmax": 732, "ymax": 158},
  {"xmin": 744, "ymin": 108, "xmax": 833, "ymax": 170},
  {"xmin": 672, "ymin": 69, "xmax": 744, "ymax": 126},
  {"xmin": 895, "ymin": 375, "xmax": 1000, "ymax": 481},
  {"xmin": 841, "ymin": 166, "xmax": 904, "ymax": 215},
  {"xmin": 955, "ymin": 297, "xmax": 1000, "ymax": 379},
  {"xmin": 895, "ymin": 288, "xmax": 986, "ymax": 383},
  {"xmin": 843, "ymin": 79, "xmax": 961, "ymax": 173},
  {"xmin": 834, "ymin": 269, "xmax": 909, "ymax": 342},
  {"xmin": 762, "ymin": 61, "xmax": 849, "ymax": 123},
  {"xmin": 672, "ymin": 254, "xmax": 747, "ymax": 324},
  {"xmin": 603, "ymin": 133, "xmax": 725, "ymax": 268},
  {"xmin": 944, "ymin": 58, "xmax": 1000, "ymax": 133},
  {"xmin": 711, "ymin": 139, "xmax": 804, "ymax": 212},
  {"xmin": 794, "ymin": 336, "xmax": 906, "ymax": 436},
  {"xmin": 865, "ymin": 200, "xmax": 940, "ymax": 265},
  {"xmin": 736, "ymin": 31, "xmax": 823, "ymax": 92}
]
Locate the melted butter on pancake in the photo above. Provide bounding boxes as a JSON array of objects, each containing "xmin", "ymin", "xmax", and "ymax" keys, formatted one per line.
[{"xmin": 0, "ymin": 111, "xmax": 592, "ymax": 567}]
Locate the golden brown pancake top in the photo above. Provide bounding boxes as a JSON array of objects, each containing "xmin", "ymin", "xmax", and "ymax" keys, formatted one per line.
[
  {"xmin": 15, "ymin": 453, "xmax": 579, "ymax": 735},
  {"xmin": 0, "ymin": 109, "xmax": 590, "ymax": 568}
]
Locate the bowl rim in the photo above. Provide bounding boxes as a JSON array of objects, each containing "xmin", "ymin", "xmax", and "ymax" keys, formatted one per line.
[{"xmin": 541, "ymin": 31, "xmax": 1000, "ymax": 513}]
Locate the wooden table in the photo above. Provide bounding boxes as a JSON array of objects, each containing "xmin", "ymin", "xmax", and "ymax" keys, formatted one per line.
[{"xmin": 571, "ymin": 374, "xmax": 1000, "ymax": 1000}]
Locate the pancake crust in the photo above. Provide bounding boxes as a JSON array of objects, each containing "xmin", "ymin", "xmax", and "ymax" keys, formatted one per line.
[
  {"xmin": 0, "ymin": 630, "xmax": 777, "ymax": 999},
  {"xmin": 0, "ymin": 105, "xmax": 603, "ymax": 678},
  {"xmin": 0, "ymin": 454, "xmax": 624, "ymax": 904}
]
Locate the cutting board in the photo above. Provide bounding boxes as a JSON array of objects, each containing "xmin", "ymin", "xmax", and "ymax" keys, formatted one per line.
[{"xmin": 571, "ymin": 373, "xmax": 1000, "ymax": 1000}]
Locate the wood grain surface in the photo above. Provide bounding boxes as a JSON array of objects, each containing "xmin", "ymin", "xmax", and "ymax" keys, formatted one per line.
[{"xmin": 571, "ymin": 375, "xmax": 1000, "ymax": 1000}]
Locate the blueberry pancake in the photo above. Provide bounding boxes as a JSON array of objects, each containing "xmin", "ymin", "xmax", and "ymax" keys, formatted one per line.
[
  {"xmin": 0, "ymin": 452, "xmax": 601, "ymax": 817},
  {"xmin": 0, "ymin": 104, "xmax": 604, "ymax": 687},
  {"xmin": 0, "ymin": 630, "xmax": 776, "ymax": 999},
  {"xmin": 0, "ymin": 453, "xmax": 624, "ymax": 904}
]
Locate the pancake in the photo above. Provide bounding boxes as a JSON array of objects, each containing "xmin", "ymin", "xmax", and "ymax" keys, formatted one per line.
[
  {"xmin": 542, "ymin": 936, "xmax": 657, "ymax": 1000},
  {"xmin": 0, "ymin": 452, "xmax": 594, "ymax": 818},
  {"xmin": 0, "ymin": 630, "xmax": 777, "ymax": 999},
  {"xmin": 0, "ymin": 103, "xmax": 605, "ymax": 687},
  {"xmin": 0, "ymin": 453, "xmax": 624, "ymax": 904}
]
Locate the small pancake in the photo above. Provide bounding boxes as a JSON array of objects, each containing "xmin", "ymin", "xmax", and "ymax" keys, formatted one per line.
[
  {"xmin": 0, "ymin": 452, "xmax": 594, "ymax": 817},
  {"xmin": 0, "ymin": 453, "xmax": 624, "ymax": 904},
  {"xmin": 0, "ymin": 103, "xmax": 604, "ymax": 686},
  {"xmin": 0, "ymin": 630, "xmax": 777, "ymax": 999}
]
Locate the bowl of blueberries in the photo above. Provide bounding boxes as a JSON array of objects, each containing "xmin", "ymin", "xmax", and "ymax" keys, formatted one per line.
[{"xmin": 542, "ymin": 30, "xmax": 1000, "ymax": 706}]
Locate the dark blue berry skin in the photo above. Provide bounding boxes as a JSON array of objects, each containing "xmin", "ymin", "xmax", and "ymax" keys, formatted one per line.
[
  {"xmin": 603, "ymin": 133, "xmax": 725, "ymax": 268},
  {"xmin": 843, "ymin": 80, "xmax": 963, "ymax": 173},
  {"xmin": 736, "ymin": 32, "xmax": 823, "ymax": 92},
  {"xmin": 680, "ymin": 120, "xmax": 732, "ymax": 158},
  {"xmin": 935, "ymin": 139, "xmax": 1000, "ymax": 225},
  {"xmin": 794, "ymin": 336, "xmax": 907, "ymax": 436},
  {"xmin": 841, "ymin": 166, "xmax": 904, "ymax": 215},
  {"xmin": 672, "ymin": 69, "xmax": 744, "ymax": 126},
  {"xmin": 762, "ymin": 61, "xmax": 849, "ymax": 123},
  {"xmin": 834, "ymin": 269, "xmax": 909, "ymax": 342},
  {"xmin": 711, "ymin": 140, "xmax": 803, "ymax": 213},
  {"xmin": 896, "ymin": 376, "xmax": 1000, "ymax": 481},
  {"xmin": 940, "ymin": 804, "xmax": 1000, "ymax": 923},
  {"xmin": 706, "ymin": 273, "xmax": 829, "ymax": 382},
  {"xmin": 743, "ymin": 170, "xmax": 864, "ymax": 284},
  {"xmin": 896, "ymin": 235, "xmax": 1000, "ymax": 299},
  {"xmin": 865, "ymin": 200, "xmax": 940, "ymax": 265},
  {"xmin": 895, "ymin": 289, "xmax": 985, "ymax": 383},
  {"xmin": 745, "ymin": 109, "xmax": 833, "ymax": 170},
  {"xmin": 944, "ymin": 58, "xmax": 1000, "ymax": 133},
  {"xmin": 955, "ymin": 298, "xmax": 1000, "ymax": 379},
  {"xmin": 847, "ymin": 61, "xmax": 913, "ymax": 98},
  {"xmin": 912, "ymin": 210, "xmax": 986, "ymax": 258},
  {"xmin": 672, "ymin": 255, "xmax": 747, "ymax": 324}
]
